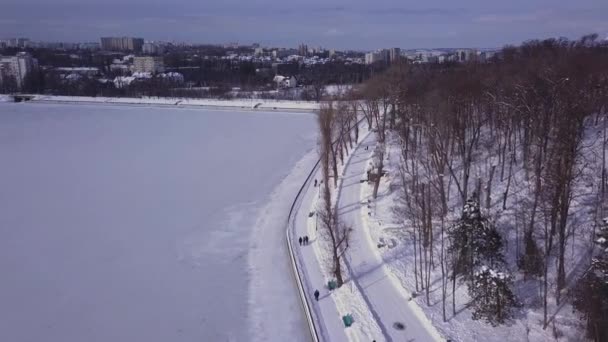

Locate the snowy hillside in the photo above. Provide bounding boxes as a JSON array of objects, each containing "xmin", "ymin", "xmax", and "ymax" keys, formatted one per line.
[{"xmin": 357, "ymin": 119, "xmax": 606, "ymax": 341}]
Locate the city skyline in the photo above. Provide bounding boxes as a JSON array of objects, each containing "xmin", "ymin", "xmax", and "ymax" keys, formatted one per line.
[{"xmin": 1, "ymin": 0, "xmax": 607, "ymax": 50}]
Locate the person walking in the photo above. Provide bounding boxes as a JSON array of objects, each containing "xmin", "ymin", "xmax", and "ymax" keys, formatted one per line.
[
  {"xmin": 304, "ymin": 236, "xmax": 309, "ymax": 245},
  {"xmin": 314, "ymin": 289, "xmax": 320, "ymax": 301},
  {"xmin": 298, "ymin": 237, "xmax": 303, "ymax": 246}
]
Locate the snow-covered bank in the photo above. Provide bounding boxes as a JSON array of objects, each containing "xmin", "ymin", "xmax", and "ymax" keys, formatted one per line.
[
  {"xmin": 248, "ymin": 149, "xmax": 319, "ymax": 342},
  {"xmin": 25, "ymin": 95, "xmax": 320, "ymax": 112}
]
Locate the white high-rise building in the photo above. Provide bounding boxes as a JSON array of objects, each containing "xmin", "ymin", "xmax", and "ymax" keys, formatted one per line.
[
  {"xmin": 365, "ymin": 51, "xmax": 386, "ymax": 64},
  {"xmin": 0, "ymin": 52, "xmax": 38, "ymax": 89}
]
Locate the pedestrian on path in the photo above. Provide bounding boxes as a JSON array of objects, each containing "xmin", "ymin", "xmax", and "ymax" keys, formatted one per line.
[
  {"xmin": 304, "ymin": 236, "xmax": 309, "ymax": 245},
  {"xmin": 314, "ymin": 179, "xmax": 318, "ymax": 187},
  {"xmin": 314, "ymin": 289, "xmax": 320, "ymax": 301},
  {"xmin": 298, "ymin": 237, "xmax": 302, "ymax": 246}
]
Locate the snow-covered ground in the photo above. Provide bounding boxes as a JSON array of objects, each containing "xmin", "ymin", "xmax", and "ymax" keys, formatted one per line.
[
  {"xmin": 0, "ymin": 102, "xmax": 318, "ymax": 342},
  {"xmin": 357, "ymin": 127, "xmax": 599, "ymax": 341},
  {"xmin": 25, "ymin": 95, "xmax": 320, "ymax": 111}
]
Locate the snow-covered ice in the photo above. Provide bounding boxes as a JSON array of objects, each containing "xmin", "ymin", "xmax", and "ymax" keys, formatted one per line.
[{"xmin": 0, "ymin": 102, "xmax": 318, "ymax": 342}]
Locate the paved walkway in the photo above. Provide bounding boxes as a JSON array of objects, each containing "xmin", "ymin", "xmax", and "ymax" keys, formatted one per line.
[
  {"xmin": 290, "ymin": 131, "xmax": 442, "ymax": 342},
  {"xmin": 336, "ymin": 133, "xmax": 443, "ymax": 342},
  {"xmin": 291, "ymin": 164, "xmax": 349, "ymax": 342}
]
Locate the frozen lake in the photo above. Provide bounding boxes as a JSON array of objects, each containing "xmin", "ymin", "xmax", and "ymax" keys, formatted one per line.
[{"xmin": 0, "ymin": 102, "xmax": 317, "ymax": 341}]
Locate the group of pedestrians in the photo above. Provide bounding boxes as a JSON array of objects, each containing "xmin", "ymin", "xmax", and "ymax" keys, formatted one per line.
[{"xmin": 298, "ymin": 236, "xmax": 310, "ymax": 246}]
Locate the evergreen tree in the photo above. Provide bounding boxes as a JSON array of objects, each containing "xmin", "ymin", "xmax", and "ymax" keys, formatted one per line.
[
  {"xmin": 573, "ymin": 218, "xmax": 608, "ymax": 342},
  {"xmin": 469, "ymin": 266, "xmax": 517, "ymax": 325},
  {"xmin": 448, "ymin": 198, "xmax": 505, "ymax": 281},
  {"xmin": 448, "ymin": 198, "xmax": 517, "ymax": 325}
]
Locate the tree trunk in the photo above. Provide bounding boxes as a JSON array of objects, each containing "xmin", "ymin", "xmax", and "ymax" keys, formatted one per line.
[{"xmin": 486, "ymin": 165, "xmax": 496, "ymax": 209}]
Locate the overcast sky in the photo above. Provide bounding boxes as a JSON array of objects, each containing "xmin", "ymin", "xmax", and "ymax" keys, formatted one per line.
[{"xmin": 2, "ymin": 0, "xmax": 607, "ymax": 49}]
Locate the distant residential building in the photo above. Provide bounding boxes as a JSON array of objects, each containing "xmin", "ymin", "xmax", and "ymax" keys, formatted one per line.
[
  {"xmin": 100, "ymin": 37, "xmax": 144, "ymax": 52},
  {"xmin": 142, "ymin": 42, "xmax": 165, "ymax": 55},
  {"xmin": 298, "ymin": 43, "xmax": 309, "ymax": 57},
  {"xmin": 0, "ymin": 52, "xmax": 38, "ymax": 89},
  {"xmin": 455, "ymin": 49, "xmax": 477, "ymax": 62},
  {"xmin": 365, "ymin": 48, "xmax": 399, "ymax": 64},
  {"xmin": 478, "ymin": 51, "xmax": 495, "ymax": 62},
  {"xmin": 3, "ymin": 38, "xmax": 30, "ymax": 48},
  {"xmin": 389, "ymin": 48, "xmax": 401, "ymax": 62},
  {"xmin": 365, "ymin": 51, "xmax": 383, "ymax": 64},
  {"xmin": 273, "ymin": 75, "xmax": 297, "ymax": 88},
  {"xmin": 133, "ymin": 56, "xmax": 165, "ymax": 73}
]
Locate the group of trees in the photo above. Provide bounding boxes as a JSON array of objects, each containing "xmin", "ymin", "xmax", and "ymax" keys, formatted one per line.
[
  {"xmin": 320, "ymin": 34, "xmax": 608, "ymax": 338},
  {"xmin": 448, "ymin": 199, "xmax": 517, "ymax": 325},
  {"xmin": 572, "ymin": 218, "xmax": 608, "ymax": 341},
  {"xmin": 316, "ymin": 101, "xmax": 361, "ymax": 287}
]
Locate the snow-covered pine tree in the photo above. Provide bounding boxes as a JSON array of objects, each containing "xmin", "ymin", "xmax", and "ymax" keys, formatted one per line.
[
  {"xmin": 449, "ymin": 198, "xmax": 517, "ymax": 324},
  {"xmin": 469, "ymin": 266, "xmax": 517, "ymax": 326},
  {"xmin": 572, "ymin": 217, "xmax": 608, "ymax": 341},
  {"xmin": 448, "ymin": 198, "xmax": 506, "ymax": 281},
  {"xmin": 448, "ymin": 198, "xmax": 479, "ymax": 281}
]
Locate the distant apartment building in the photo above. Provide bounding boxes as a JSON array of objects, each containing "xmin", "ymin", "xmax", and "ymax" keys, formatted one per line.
[
  {"xmin": 0, "ymin": 52, "xmax": 38, "ymax": 89},
  {"xmin": 6, "ymin": 38, "xmax": 29, "ymax": 48},
  {"xmin": 142, "ymin": 42, "xmax": 165, "ymax": 55},
  {"xmin": 455, "ymin": 49, "xmax": 478, "ymax": 62},
  {"xmin": 478, "ymin": 51, "xmax": 495, "ymax": 62},
  {"xmin": 100, "ymin": 37, "xmax": 144, "ymax": 52},
  {"xmin": 389, "ymin": 48, "xmax": 401, "ymax": 62},
  {"xmin": 365, "ymin": 48, "xmax": 400, "ymax": 65},
  {"xmin": 133, "ymin": 56, "xmax": 165, "ymax": 73},
  {"xmin": 365, "ymin": 51, "xmax": 383, "ymax": 64},
  {"xmin": 298, "ymin": 43, "xmax": 309, "ymax": 57}
]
